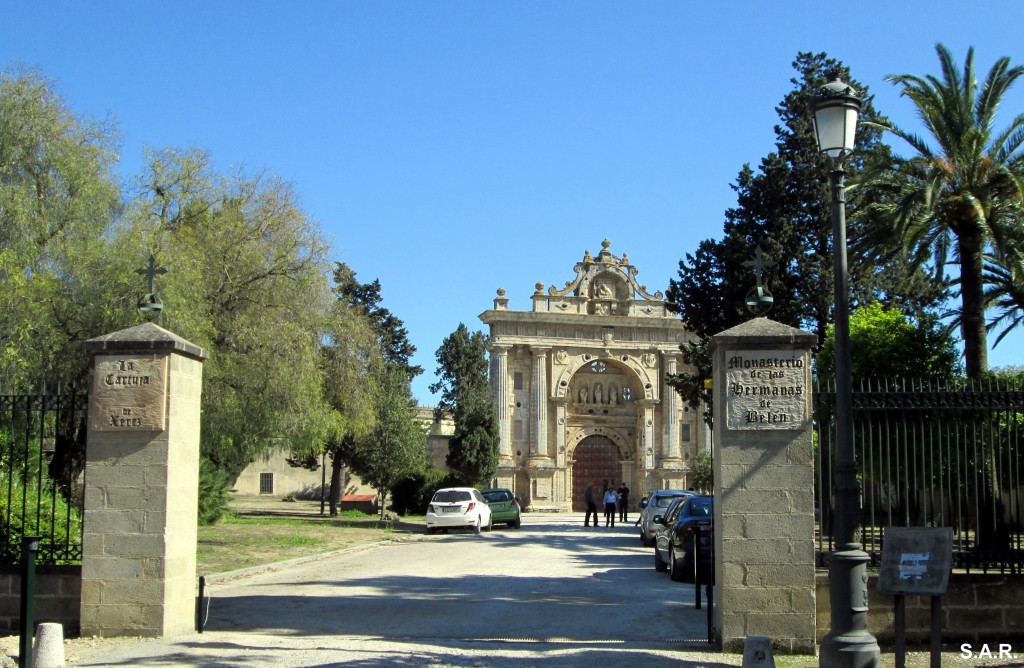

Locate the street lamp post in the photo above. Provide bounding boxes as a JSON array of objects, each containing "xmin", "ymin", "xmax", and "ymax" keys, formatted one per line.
[{"xmin": 812, "ymin": 78, "xmax": 881, "ymax": 668}]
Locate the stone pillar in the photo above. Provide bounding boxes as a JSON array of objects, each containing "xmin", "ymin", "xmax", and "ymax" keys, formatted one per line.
[
  {"xmin": 710, "ymin": 319, "xmax": 817, "ymax": 655},
  {"xmin": 641, "ymin": 401, "xmax": 656, "ymax": 464},
  {"xmin": 553, "ymin": 398, "xmax": 568, "ymax": 468},
  {"xmin": 662, "ymin": 351, "xmax": 682, "ymax": 461},
  {"xmin": 80, "ymin": 323, "xmax": 208, "ymax": 638},
  {"xmin": 491, "ymin": 343, "xmax": 513, "ymax": 464},
  {"xmin": 529, "ymin": 346, "xmax": 550, "ymax": 460}
]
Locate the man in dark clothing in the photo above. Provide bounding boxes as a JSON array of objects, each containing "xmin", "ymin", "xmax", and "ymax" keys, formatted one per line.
[
  {"xmin": 584, "ymin": 484, "xmax": 598, "ymax": 527},
  {"xmin": 618, "ymin": 482, "xmax": 630, "ymax": 523}
]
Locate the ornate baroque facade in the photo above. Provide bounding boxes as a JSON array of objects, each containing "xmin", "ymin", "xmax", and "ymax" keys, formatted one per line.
[{"xmin": 479, "ymin": 240, "xmax": 706, "ymax": 511}]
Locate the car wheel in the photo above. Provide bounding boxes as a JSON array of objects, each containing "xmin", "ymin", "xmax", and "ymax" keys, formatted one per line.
[
  {"xmin": 486, "ymin": 514, "xmax": 493, "ymax": 532},
  {"xmin": 473, "ymin": 517, "xmax": 482, "ymax": 534},
  {"xmin": 509, "ymin": 519, "xmax": 520, "ymax": 529},
  {"xmin": 669, "ymin": 544, "xmax": 684, "ymax": 582},
  {"xmin": 654, "ymin": 547, "xmax": 668, "ymax": 572},
  {"xmin": 425, "ymin": 527, "xmax": 435, "ymax": 535}
]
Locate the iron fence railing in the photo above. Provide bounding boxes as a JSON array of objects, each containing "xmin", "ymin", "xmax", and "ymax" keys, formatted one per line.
[
  {"xmin": 815, "ymin": 378, "xmax": 1024, "ymax": 575},
  {"xmin": 0, "ymin": 385, "xmax": 88, "ymax": 565}
]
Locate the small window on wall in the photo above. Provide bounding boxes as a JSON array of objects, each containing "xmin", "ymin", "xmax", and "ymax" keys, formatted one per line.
[
  {"xmin": 259, "ymin": 472, "xmax": 274, "ymax": 495},
  {"xmin": 514, "ymin": 372, "xmax": 524, "ymax": 390},
  {"xmin": 682, "ymin": 424, "xmax": 691, "ymax": 442}
]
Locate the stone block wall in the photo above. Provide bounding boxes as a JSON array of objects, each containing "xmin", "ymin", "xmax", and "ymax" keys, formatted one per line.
[
  {"xmin": 711, "ymin": 319, "xmax": 818, "ymax": 655},
  {"xmin": 0, "ymin": 566, "xmax": 80, "ymax": 633},
  {"xmin": 816, "ymin": 572, "xmax": 1024, "ymax": 645}
]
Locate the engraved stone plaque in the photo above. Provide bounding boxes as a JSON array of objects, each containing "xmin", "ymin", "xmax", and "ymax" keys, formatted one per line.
[
  {"xmin": 90, "ymin": 354, "xmax": 168, "ymax": 432},
  {"xmin": 724, "ymin": 349, "xmax": 809, "ymax": 430}
]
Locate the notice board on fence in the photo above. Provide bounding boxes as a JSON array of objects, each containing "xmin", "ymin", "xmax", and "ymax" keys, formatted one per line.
[{"xmin": 876, "ymin": 527, "xmax": 954, "ymax": 596}]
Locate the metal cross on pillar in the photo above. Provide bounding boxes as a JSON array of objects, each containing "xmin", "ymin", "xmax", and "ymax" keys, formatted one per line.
[
  {"xmin": 136, "ymin": 254, "xmax": 167, "ymax": 316},
  {"xmin": 742, "ymin": 246, "xmax": 775, "ymax": 315}
]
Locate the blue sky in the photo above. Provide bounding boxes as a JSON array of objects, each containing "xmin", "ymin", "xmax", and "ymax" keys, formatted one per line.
[{"xmin": 4, "ymin": 2, "xmax": 1024, "ymax": 403}]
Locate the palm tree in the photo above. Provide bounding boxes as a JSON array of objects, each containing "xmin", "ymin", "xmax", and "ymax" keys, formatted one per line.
[
  {"xmin": 983, "ymin": 244, "xmax": 1024, "ymax": 348},
  {"xmin": 860, "ymin": 44, "xmax": 1024, "ymax": 377}
]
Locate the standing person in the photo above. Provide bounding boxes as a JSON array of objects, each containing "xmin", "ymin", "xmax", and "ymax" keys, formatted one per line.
[
  {"xmin": 583, "ymin": 483, "xmax": 598, "ymax": 527},
  {"xmin": 603, "ymin": 486, "xmax": 619, "ymax": 527},
  {"xmin": 618, "ymin": 481, "xmax": 630, "ymax": 523}
]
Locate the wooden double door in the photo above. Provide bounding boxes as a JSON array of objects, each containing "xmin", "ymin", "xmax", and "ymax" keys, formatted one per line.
[{"xmin": 571, "ymin": 435, "xmax": 621, "ymax": 511}]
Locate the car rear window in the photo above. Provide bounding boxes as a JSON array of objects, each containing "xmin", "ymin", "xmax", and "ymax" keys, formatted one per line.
[
  {"xmin": 433, "ymin": 490, "xmax": 471, "ymax": 503},
  {"xmin": 483, "ymin": 491, "xmax": 511, "ymax": 502},
  {"xmin": 688, "ymin": 499, "xmax": 713, "ymax": 515},
  {"xmin": 655, "ymin": 494, "xmax": 686, "ymax": 508}
]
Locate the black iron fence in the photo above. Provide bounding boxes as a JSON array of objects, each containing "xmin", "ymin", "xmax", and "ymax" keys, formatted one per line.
[
  {"xmin": 815, "ymin": 378, "xmax": 1024, "ymax": 575},
  {"xmin": 0, "ymin": 385, "xmax": 88, "ymax": 565}
]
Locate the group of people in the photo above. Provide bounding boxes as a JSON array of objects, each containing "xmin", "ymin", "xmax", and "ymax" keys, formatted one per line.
[{"xmin": 583, "ymin": 481, "xmax": 630, "ymax": 527}]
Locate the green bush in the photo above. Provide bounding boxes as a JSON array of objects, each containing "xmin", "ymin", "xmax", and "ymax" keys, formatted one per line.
[
  {"xmin": 389, "ymin": 467, "xmax": 455, "ymax": 515},
  {"xmin": 0, "ymin": 473, "xmax": 83, "ymax": 565},
  {"xmin": 198, "ymin": 458, "xmax": 235, "ymax": 525}
]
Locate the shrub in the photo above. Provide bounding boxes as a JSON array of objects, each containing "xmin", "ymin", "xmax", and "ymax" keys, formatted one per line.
[
  {"xmin": 198, "ymin": 458, "xmax": 235, "ymax": 525},
  {"xmin": 389, "ymin": 466, "xmax": 454, "ymax": 515}
]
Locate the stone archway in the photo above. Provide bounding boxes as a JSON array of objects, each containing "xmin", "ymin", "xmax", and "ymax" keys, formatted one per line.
[{"xmin": 570, "ymin": 435, "xmax": 621, "ymax": 511}]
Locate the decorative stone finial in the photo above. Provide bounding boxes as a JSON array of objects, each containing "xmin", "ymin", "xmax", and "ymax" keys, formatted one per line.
[
  {"xmin": 534, "ymin": 282, "xmax": 545, "ymax": 295},
  {"xmin": 494, "ymin": 287, "xmax": 509, "ymax": 310}
]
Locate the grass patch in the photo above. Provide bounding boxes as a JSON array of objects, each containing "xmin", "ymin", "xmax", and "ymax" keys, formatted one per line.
[{"xmin": 195, "ymin": 497, "xmax": 422, "ymax": 575}]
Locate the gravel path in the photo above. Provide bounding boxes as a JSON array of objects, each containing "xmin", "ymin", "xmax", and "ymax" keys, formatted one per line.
[{"xmin": 1, "ymin": 513, "xmax": 1021, "ymax": 666}]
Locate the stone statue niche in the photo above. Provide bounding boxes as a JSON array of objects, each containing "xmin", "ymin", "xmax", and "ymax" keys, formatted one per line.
[
  {"xmin": 588, "ymin": 273, "xmax": 628, "ymax": 316},
  {"xmin": 569, "ymin": 361, "xmax": 635, "ymax": 415}
]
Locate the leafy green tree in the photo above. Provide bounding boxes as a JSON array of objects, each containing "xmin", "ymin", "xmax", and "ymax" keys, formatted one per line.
[
  {"xmin": 691, "ymin": 450, "xmax": 713, "ymax": 495},
  {"xmin": 124, "ymin": 148, "xmax": 336, "ymax": 478},
  {"xmin": 0, "ymin": 68, "xmax": 134, "ymax": 499},
  {"xmin": 666, "ymin": 53, "xmax": 946, "ymax": 414},
  {"xmin": 430, "ymin": 324, "xmax": 499, "ymax": 486},
  {"xmin": 859, "ymin": 44, "xmax": 1024, "ymax": 378},
  {"xmin": 817, "ymin": 302, "xmax": 960, "ymax": 381},
  {"xmin": 0, "ymin": 67, "xmax": 124, "ymax": 389},
  {"xmin": 316, "ymin": 294, "xmax": 382, "ymax": 516},
  {"xmin": 346, "ymin": 365, "xmax": 427, "ymax": 518},
  {"xmin": 321, "ymin": 263, "xmax": 422, "ymax": 514}
]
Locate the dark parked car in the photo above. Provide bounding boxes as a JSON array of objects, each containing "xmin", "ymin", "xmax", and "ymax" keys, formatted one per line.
[{"xmin": 653, "ymin": 495, "xmax": 713, "ymax": 583}]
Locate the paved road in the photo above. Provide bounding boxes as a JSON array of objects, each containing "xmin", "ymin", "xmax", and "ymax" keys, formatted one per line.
[{"xmin": 73, "ymin": 513, "xmax": 737, "ymax": 667}]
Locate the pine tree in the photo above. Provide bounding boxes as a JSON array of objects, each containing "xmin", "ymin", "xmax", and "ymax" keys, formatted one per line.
[
  {"xmin": 666, "ymin": 52, "xmax": 947, "ymax": 414},
  {"xmin": 431, "ymin": 324, "xmax": 499, "ymax": 486}
]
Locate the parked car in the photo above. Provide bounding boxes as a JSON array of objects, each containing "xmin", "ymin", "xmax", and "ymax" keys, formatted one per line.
[
  {"xmin": 425, "ymin": 487, "xmax": 493, "ymax": 534},
  {"xmin": 637, "ymin": 489, "xmax": 695, "ymax": 546},
  {"xmin": 653, "ymin": 495, "xmax": 714, "ymax": 583},
  {"xmin": 481, "ymin": 488, "xmax": 521, "ymax": 528}
]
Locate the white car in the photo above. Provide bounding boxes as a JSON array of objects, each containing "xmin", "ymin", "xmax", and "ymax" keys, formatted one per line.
[
  {"xmin": 638, "ymin": 489, "xmax": 695, "ymax": 546},
  {"xmin": 425, "ymin": 487, "xmax": 493, "ymax": 534}
]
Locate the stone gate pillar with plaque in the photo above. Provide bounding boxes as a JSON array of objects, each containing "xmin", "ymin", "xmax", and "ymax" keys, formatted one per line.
[
  {"xmin": 710, "ymin": 319, "xmax": 817, "ymax": 654},
  {"xmin": 80, "ymin": 323, "xmax": 208, "ymax": 637}
]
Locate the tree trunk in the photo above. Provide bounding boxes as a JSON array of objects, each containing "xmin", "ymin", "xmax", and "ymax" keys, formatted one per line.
[
  {"xmin": 329, "ymin": 454, "xmax": 344, "ymax": 517},
  {"xmin": 957, "ymin": 229, "xmax": 989, "ymax": 378}
]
